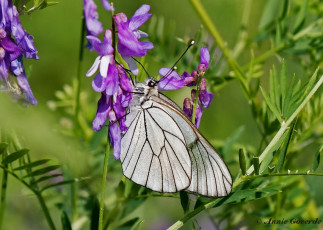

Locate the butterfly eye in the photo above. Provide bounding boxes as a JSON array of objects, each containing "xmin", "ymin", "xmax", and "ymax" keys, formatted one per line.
[{"xmin": 148, "ymin": 80, "xmax": 156, "ymax": 87}]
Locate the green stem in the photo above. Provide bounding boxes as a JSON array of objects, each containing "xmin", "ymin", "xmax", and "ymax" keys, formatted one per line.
[
  {"xmin": 246, "ymin": 72, "xmax": 322, "ymax": 175},
  {"xmin": 75, "ymin": 15, "xmax": 86, "ymax": 131},
  {"xmin": 98, "ymin": 143, "xmax": 110, "ymax": 230},
  {"xmin": 0, "ymin": 155, "xmax": 8, "ymax": 230},
  {"xmin": 189, "ymin": 0, "xmax": 250, "ymax": 98},
  {"xmin": 191, "ymin": 85, "xmax": 200, "ymax": 126},
  {"xmin": 36, "ymin": 193, "xmax": 56, "ymax": 230}
]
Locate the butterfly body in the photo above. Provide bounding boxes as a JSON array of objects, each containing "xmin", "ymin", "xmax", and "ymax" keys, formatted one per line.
[{"xmin": 120, "ymin": 79, "xmax": 232, "ymax": 197}]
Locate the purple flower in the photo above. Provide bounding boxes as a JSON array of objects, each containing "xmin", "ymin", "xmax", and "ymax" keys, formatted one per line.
[
  {"xmin": 181, "ymin": 47, "xmax": 213, "ymax": 128},
  {"xmin": 183, "ymin": 91, "xmax": 203, "ymax": 128},
  {"xmin": 158, "ymin": 68, "xmax": 184, "ymax": 91},
  {"xmin": 83, "ymin": 0, "xmax": 103, "ymax": 37},
  {"xmin": 86, "ymin": 30, "xmax": 119, "ymax": 95},
  {"xmin": 114, "ymin": 4, "xmax": 153, "ymax": 75},
  {"xmin": 86, "ymin": 29, "xmax": 133, "ymax": 159},
  {"xmin": 10, "ymin": 5, "xmax": 38, "ymax": 59},
  {"xmin": 0, "ymin": 0, "xmax": 38, "ymax": 105},
  {"xmin": 101, "ymin": 0, "xmax": 114, "ymax": 11}
]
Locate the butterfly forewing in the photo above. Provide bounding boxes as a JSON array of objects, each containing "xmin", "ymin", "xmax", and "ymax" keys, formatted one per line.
[{"xmin": 121, "ymin": 99, "xmax": 192, "ymax": 193}]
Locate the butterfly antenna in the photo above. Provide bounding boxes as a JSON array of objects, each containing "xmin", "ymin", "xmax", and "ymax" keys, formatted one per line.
[
  {"xmin": 159, "ymin": 40, "xmax": 195, "ymax": 81},
  {"xmin": 132, "ymin": 57, "xmax": 151, "ymax": 78}
]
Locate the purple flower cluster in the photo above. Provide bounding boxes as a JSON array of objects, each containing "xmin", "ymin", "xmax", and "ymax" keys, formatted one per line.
[
  {"xmin": 114, "ymin": 4, "xmax": 153, "ymax": 75},
  {"xmin": 83, "ymin": 0, "xmax": 113, "ymax": 50},
  {"xmin": 85, "ymin": 4, "xmax": 152, "ymax": 159},
  {"xmin": 182, "ymin": 47, "xmax": 214, "ymax": 128},
  {"xmin": 159, "ymin": 47, "xmax": 214, "ymax": 128},
  {"xmin": 84, "ymin": 3, "xmax": 214, "ymax": 159},
  {"xmin": 0, "ymin": 0, "xmax": 38, "ymax": 105}
]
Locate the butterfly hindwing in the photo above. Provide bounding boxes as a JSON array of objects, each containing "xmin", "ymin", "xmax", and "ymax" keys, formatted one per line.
[{"xmin": 150, "ymin": 94, "xmax": 232, "ymax": 197}]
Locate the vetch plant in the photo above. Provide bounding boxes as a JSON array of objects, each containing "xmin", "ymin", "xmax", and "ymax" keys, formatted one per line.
[
  {"xmin": 0, "ymin": 1, "xmax": 322, "ymax": 230},
  {"xmin": 0, "ymin": 0, "xmax": 38, "ymax": 105}
]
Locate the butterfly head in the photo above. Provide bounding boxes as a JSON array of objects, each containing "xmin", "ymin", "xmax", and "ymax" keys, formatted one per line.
[{"xmin": 143, "ymin": 78, "xmax": 158, "ymax": 97}]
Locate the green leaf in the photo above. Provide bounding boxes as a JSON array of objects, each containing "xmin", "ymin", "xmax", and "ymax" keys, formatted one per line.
[
  {"xmin": 280, "ymin": 60, "xmax": 287, "ymax": 115},
  {"xmin": 24, "ymin": 165, "xmax": 60, "ymax": 178},
  {"xmin": 312, "ymin": 144, "xmax": 322, "ymax": 172},
  {"xmin": 90, "ymin": 198, "xmax": 100, "ymax": 230},
  {"xmin": 131, "ymin": 220, "xmax": 144, "ymax": 230},
  {"xmin": 253, "ymin": 157, "xmax": 260, "ymax": 175},
  {"xmin": 222, "ymin": 126, "xmax": 245, "ymax": 156},
  {"xmin": 259, "ymin": 130, "xmax": 289, "ymax": 173},
  {"xmin": 239, "ymin": 148, "xmax": 247, "ymax": 175},
  {"xmin": 293, "ymin": 0, "xmax": 308, "ymax": 33},
  {"xmin": 2, "ymin": 149, "xmax": 28, "ymax": 164},
  {"xmin": 41, "ymin": 180, "xmax": 74, "ymax": 192},
  {"xmin": 30, "ymin": 173, "xmax": 63, "ymax": 185},
  {"xmin": 276, "ymin": 121, "xmax": 296, "ymax": 172},
  {"xmin": 180, "ymin": 191, "xmax": 189, "ymax": 213},
  {"xmin": 258, "ymin": 0, "xmax": 282, "ymax": 29},
  {"xmin": 116, "ymin": 181, "xmax": 125, "ymax": 198},
  {"xmin": 283, "ymin": 73, "xmax": 295, "ymax": 116},
  {"xmin": 13, "ymin": 159, "xmax": 50, "ymax": 171},
  {"xmin": 61, "ymin": 211, "xmax": 72, "ymax": 230},
  {"xmin": 0, "ymin": 143, "xmax": 8, "ymax": 154},
  {"xmin": 116, "ymin": 218, "xmax": 139, "ymax": 230},
  {"xmin": 260, "ymin": 87, "xmax": 282, "ymax": 122},
  {"xmin": 213, "ymin": 185, "xmax": 282, "ymax": 207}
]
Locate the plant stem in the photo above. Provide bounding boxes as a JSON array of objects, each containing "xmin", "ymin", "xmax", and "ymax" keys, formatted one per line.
[
  {"xmin": 191, "ymin": 84, "xmax": 200, "ymax": 126},
  {"xmin": 0, "ymin": 153, "xmax": 8, "ymax": 230},
  {"xmin": 246, "ymin": 72, "xmax": 322, "ymax": 175},
  {"xmin": 36, "ymin": 193, "xmax": 56, "ymax": 230},
  {"xmin": 75, "ymin": 15, "xmax": 86, "ymax": 132},
  {"xmin": 98, "ymin": 143, "xmax": 110, "ymax": 230},
  {"xmin": 189, "ymin": 0, "xmax": 250, "ymax": 98}
]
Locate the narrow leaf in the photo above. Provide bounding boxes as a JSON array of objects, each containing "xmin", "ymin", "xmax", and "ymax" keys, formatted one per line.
[
  {"xmin": 272, "ymin": 66, "xmax": 281, "ymax": 114},
  {"xmin": 293, "ymin": 0, "xmax": 308, "ymax": 33},
  {"xmin": 131, "ymin": 220, "xmax": 144, "ymax": 230},
  {"xmin": 253, "ymin": 157, "xmax": 260, "ymax": 175},
  {"xmin": 24, "ymin": 165, "xmax": 60, "ymax": 178},
  {"xmin": 180, "ymin": 191, "xmax": 189, "ymax": 213},
  {"xmin": 280, "ymin": 60, "xmax": 287, "ymax": 115},
  {"xmin": 283, "ymin": 74, "xmax": 296, "ymax": 116},
  {"xmin": 61, "ymin": 211, "xmax": 72, "ymax": 230},
  {"xmin": 258, "ymin": 0, "xmax": 281, "ymax": 29},
  {"xmin": 276, "ymin": 121, "xmax": 296, "ymax": 172},
  {"xmin": 116, "ymin": 181, "xmax": 125, "ymax": 198},
  {"xmin": 13, "ymin": 159, "xmax": 50, "ymax": 171},
  {"xmin": 259, "ymin": 130, "xmax": 288, "ymax": 173},
  {"xmin": 116, "ymin": 218, "xmax": 139, "ymax": 229},
  {"xmin": 239, "ymin": 148, "xmax": 247, "ymax": 175},
  {"xmin": 0, "ymin": 143, "xmax": 8, "ymax": 154},
  {"xmin": 312, "ymin": 144, "xmax": 322, "ymax": 172},
  {"xmin": 2, "ymin": 149, "xmax": 28, "ymax": 164},
  {"xmin": 41, "ymin": 180, "xmax": 74, "ymax": 192},
  {"xmin": 260, "ymin": 87, "xmax": 282, "ymax": 122},
  {"xmin": 31, "ymin": 173, "xmax": 63, "ymax": 185},
  {"xmin": 90, "ymin": 198, "xmax": 100, "ymax": 230}
]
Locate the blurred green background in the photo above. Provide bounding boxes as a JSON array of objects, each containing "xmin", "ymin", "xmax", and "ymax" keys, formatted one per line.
[{"xmin": 0, "ymin": 0, "xmax": 322, "ymax": 229}]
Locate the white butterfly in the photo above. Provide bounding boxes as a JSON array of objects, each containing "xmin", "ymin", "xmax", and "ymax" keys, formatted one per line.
[{"xmin": 120, "ymin": 78, "xmax": 232, "ymax": 197}]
